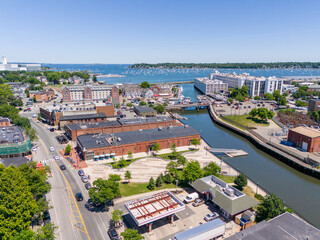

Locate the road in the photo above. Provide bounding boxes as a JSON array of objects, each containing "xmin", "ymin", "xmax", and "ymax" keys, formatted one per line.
[{"xmin": 22, "ymin": 109, "xmax": 110, "ymax": 240}]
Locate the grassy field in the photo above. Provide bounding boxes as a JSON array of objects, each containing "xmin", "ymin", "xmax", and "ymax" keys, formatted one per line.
[
  {"xmin": 216, "ymin": 175, "xmax": 236, "ymax": 183},
  {"xmin": 157, "ymin": 149, "xmax": 198, "ymax": 160},
  {"xmin": 223, "ymin": 114, "xmax": 269, "ymax": 129},
  {"xmin": 120, "ymin": 182, "xmax": 177, "ymax": 197}
]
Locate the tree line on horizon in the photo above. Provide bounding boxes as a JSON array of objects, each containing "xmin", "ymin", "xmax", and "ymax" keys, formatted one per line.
[{"xmin": 129, "ymin": 62, "xmax": 320, "ymax": 69}]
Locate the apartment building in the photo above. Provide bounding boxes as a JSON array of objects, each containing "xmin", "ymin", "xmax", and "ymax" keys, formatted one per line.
[
  {"xmin": 194, "ymin": 78, "xmax": 228, "ymax": 94},
  {"xmin": 62, "ymin": 85, "xmax": 119, "ymax": 103},
  {"xmin": 209, "ymin": 71, "xmax": 283, "ymax": 96}
]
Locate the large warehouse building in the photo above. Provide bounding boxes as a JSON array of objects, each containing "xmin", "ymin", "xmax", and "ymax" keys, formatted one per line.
[
  {"xmin": 76, "ymin": 125, "xmax": 200, "ymax": 160},
  {"xmin": 65, "ymin": 116, "xmax": 180, "ymax": 140}
]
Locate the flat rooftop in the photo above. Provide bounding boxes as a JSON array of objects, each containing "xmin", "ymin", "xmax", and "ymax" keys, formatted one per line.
[
  {"xmin": 60, "ymin": 112, "xmax": 107, "ymax": 121},
  {"xmin": 134, "ymin": 106, "xmax": 157, "ymax": 113},
  {"xmin": 290, "ymin": 126, "xmax": 320, "ymax": 138},
  {"xmin": 226, "ymin": 212, "xmax": 320, "ymax": 240},
  {"xmin": 77, "ymin": 125, "xmax": 199, "ymax": 150},
  {"xmin": 195, "ymin": 77, "xmax": 226, "ymax": 84},
  {"xmin": 125, "ymin": 191, "xmax": 185, "ymax": 226},
  {"xmin": 66, "ymin": 116, "xmax": 173, "ymax": 130},
  {"xmin": 0, "ymin": 126, "xmax": 25, "ymax": 144}
]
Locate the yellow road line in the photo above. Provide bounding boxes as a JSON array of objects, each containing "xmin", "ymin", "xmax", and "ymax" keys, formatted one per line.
[
  {"xmin": 38, "ymin": 138, "xmax": 91, "ymax": 239},
  {"xmin": 52, "ymin": 160, "xmax": 91, "ymax": 239}
]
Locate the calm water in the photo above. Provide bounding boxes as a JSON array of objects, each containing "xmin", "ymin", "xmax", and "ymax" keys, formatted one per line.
[{"xmin": 48, "ymin": 64, "xmax": 320, "ymax": 227}]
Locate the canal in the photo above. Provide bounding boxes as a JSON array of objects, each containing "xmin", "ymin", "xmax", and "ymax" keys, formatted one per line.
[{"xmin": 180, "ymin": 110, "xmax": 320, "ymax": 228}]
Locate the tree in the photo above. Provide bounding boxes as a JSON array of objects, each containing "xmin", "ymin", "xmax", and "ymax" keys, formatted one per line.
[
  {"xmin": 273, "ymin": 90, "xmax": 281, "ymax": 101},
  {"xmin": 109, "ymin": 174, "xmax": 121, "ymax": 182},
  {"xmin": 152, "ymin": 142, "xmax": 161, "ymax": 153},
  {"xmin": 296, "ymin": 100, "xmax": 307, "ymax": 107},
  {"xmin": 282, "ymin": 92, "xmax": 289, "ymax": 97},
  {"xmin": 249, "ymin": 108, "xmax": 258, "ymax": 118},
  {"xmin": 140, "ymin": 81, "xmax": 150, "ymax": 88},
  {"xmin": 156, "ymin": 175, "xmax": 163, "ymax": 187},
  {"xmin": 65, "ymin": 144, "xmax": 72, "ymax": 155},
  {"xmin": 25, "ymin": 127, "xmax": 38, "ymax": 141},
  {"xmin": 147, "ymin": 177, "xmax": 155, "ymax": 190},
  {"xmin": 166, "ymin": 161, "xmax": 179, "ymax": 177},
  {"xmin": 279, "ymin": 97, "xmax": 287, "ymax": 106},
  {"xmin": 121, "ymin": 228, "xmax": 144, "ymax": 240},
  {"xmin": 89, "ymin": 176, "xmax": 120, "ymax": 206},
  {"xmin": 0, "ymin": 165, "xmax": 38, "ymax": 239},
  {"xmin": 125, "ymin": 170, "xmax": 132, "ymax": 182},
  {"xmin": 228, "ymin": 98, "xmax": 233, "ymax": 104},
  {"xmin": 112, "ymin": 209, "xmax": 123, "ymax": 228},
  {"xmin": 254, "ymin": 96, "xmax": 261, "ymax": 100},
  {"xmin": 93, "ymin": 75, "xmax": 98, "ymax": 82},
  {"xmin": 177, "ymin": 155, "xmax": 187, "ymax": 167},
  {"xmin": 37, "ymin": 113, "xmax": 41, "ymax": 121},
  {"xmin": 190, "ymin": 138, "xmax": 200, "ymax": 149},
  {"xmin": 264, "ymin": 93, "xmax": 275, "ymax": 100},
  {"xmin": 234, "ymin": 173, "xmax": 248, "ymax": 189},
  {"xmin": 126, "ymin": 103, "xmax": 133, "ymax": 107},
  {"xmin": 203, "ymin": 162, "xmax": 221, "ymax": 177},
  {"xmin": 139, "ymin": 101, "xmax": 147, "ymax": 106},
  {"xmin": 256, "ymin": 194, "xmax": 293, "ymax": 222},
  {"xmin": 311, "ymin": 111, "xmax": 319, "ymax": 122},
  {"xmin": 127, "ymin": 151, "xmax": 133, "ymax": 160},
  {"xmin": 34, "ymin": 223, "xmax": 57, "ymax": 240},
  {"xmin": 183, "ymin": 160, "xmax": 203, "ymax": 183},
  {"xmin": 164, "ymin": 173, "xmax": 173, "ymax": 184},
  {"xmin": 170, "ymin": 143, "xmax": 177, "ymax": 158},
  {"xmin": 46, "ymin": 72, "xmax": 60, "ymax": 84},
  {"xmin": 153, "ymin": 104, "xmax": 165, "ymax": 113}
]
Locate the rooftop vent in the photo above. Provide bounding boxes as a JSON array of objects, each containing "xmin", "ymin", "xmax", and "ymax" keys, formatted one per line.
[
  {"xmin": 117, "ymin": 137, "xmax": 121, "ymax": 142},
  {"xmin": 158, "ymin": 126, "xmax": 162, "ymax": 131},
  {"xmin": 139, "ymin": 129, "xmax": 143, "ymax": 134},
  {"xmin": 225, "ymin": 187, "xmax": 235, "ymax": 197},
  {"xmin": 184, "ymin": 125, "xmax": 189, "ymax": 128}
]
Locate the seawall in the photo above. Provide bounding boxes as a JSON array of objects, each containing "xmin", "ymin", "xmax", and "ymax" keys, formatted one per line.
[{"xmin": 207, "ymin": 104, "xmax": 320, "ymax": 180}]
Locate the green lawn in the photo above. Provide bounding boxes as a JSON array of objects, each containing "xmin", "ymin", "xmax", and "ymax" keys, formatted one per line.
[
  {"xmin": 157, "ymin": 149, "xmax": 198, "ymax": 160},
  {"xmin": 216, "ymin": 174, "xmax": 236, "ymax": 183},
  {"xmin": 223, "ymin": 114, "xmax": 269, "ymax": 129},
  {"xmin": 120, "ymin": 182, "xmax": 177, "ymax": 197}
]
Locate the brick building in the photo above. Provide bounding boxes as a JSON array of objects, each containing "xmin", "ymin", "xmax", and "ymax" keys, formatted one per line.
[
  {"xmin": 134, "ymin": 106, "xmax": 157, "ymax": 117},
  {"xmin": 76, "ymin": 125, "xmax": 200, "ymax": 160},
  {"xmin": 287, "ymin": 126, "xmax": 320, "ymax": 152},
  {"xmin": 308, "ymin": 99, "xmax": 320, "ymax": 112},
  {"xmin": 40, "ymin": 102, "xmax": 114, "ymax": 128},
  {"xmin": 0, "ymin": 117, "xmax": 11, "ymax": 127},
  {"xmin": 64, "ymin": 116, "xmax": 180, "ymax": 140},
  {"xmin": 62, "ymin": 85, "xmax": 119, "ymax": 103},
  {"xmin": 29, "ymin": 89, "xmax": 55, "ymax": 103}
]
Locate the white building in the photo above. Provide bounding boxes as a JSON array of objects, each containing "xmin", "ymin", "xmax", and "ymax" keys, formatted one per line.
[
  {"xmin": 194, "ymin": 78, "xmax": 228, "ymax": 94},
  {"xmin": 209, "ymin": 71, "xmax": 283, "ymax": 96},
  {"xmin": 0, "ymin": 57, "xmax": 41, "ymax": 71}
]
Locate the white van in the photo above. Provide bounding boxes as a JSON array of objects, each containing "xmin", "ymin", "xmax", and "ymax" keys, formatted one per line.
[{"xmin": 184, "ymin": 192, "xmax": 199, "ymax": 203}]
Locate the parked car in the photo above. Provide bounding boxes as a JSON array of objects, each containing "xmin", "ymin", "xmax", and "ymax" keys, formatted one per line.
[
  {"xmin": 85, "ymin": 183, "xmax": 92, "ymax": 190},
  {"xmin": 192, "ymin": 198, "xmax": 205, "ymax": 207},
  {"xmin": 184, "ymin": 192, "xmax": 199, "ymax": 203},
  {"xmin": 108, "ymin": 228, "xmax": 120, "ymax": 240},
  {"xmin": 81, "ymin": 176, "xmax": 88, "ymax": 183},
  {"xmin": 54, "ymin": 155, "xmax": 59, "ymax": 160},
  {"xmin": 75, "ymin": 193, "xmax": 83, "ymax": 201},
  {"xmin": 32, "ymin": 146, "xmax": 37, "ymax": 151},
  {"xmin": 49, "ymin": 147, "xmax": 54, "ymax": 152},
  {"xmin": 204, "ymin": 212, "xmax": 219, "ymax": 222},
  {"xmin": 78, "ymin": 170, "xmax": 85, "ymax": 176},
  {"xmin": 43, "ymin": 210, "xmax": 51, "ymax": 225},
  {"xmin": 60, "ymin": 164, "xmax": 66, "ymax": 170}
]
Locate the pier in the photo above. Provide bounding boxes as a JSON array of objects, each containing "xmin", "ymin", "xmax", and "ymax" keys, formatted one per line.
[
  {"xmin": 165, "ymin": 103, "xmax": 209, "ymax": 111},
  {"xmin": 210, "ymin": 148, "xmax": 248, "ymax": 158}
]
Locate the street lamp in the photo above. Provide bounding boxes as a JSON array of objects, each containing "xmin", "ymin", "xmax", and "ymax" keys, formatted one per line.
[{"xmin": 175, "ymin": 180, "xmax": 178, "ymax": 194}]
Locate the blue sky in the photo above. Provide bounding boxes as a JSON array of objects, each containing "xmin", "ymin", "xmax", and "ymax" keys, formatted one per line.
[{"xmin": 1, "ymin": 0, "xmax": 320, "ymax": 64}]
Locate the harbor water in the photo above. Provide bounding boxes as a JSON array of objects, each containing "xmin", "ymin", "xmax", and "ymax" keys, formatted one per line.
[{"xmin": 49, "ymin": 64, "xmax": 320, "ymax": 227}]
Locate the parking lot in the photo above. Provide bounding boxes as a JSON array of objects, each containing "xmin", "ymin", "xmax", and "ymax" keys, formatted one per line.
[
  {"xmin": 215, "ymin": 100, "xmax": 276, "ymax": 116},
  {"xmin": 114, "ymin": 189, "xmax": 240, "ymax": 240}
]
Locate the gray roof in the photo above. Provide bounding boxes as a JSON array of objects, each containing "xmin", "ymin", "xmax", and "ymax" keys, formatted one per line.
[
  {"xmin": 1, "ymin": 156, "xmax": 29, "ymax": 167},
  {"xmin": 226, "ymin": 212, "xmax": 320, "ymax": 240},
  {"xmin": 190, "ymin": 175, "xmax": 258, "ymax": 216},
  {"xmin": 60, "ymin": 112, "xmax": 106, "ymax": 121},
  {"xmin": 66, "ymin": 116, "xmax": 172, "ymax": 130},
  {"xmin": 175, "ymin": 218, "xmax": 225, "ymax": 240},
  {"xmin": 77, "ymin": 125, "xmax": 199, "ymax": 150},
  {"xmin": 0, "ymin": 126, "xmax": 25, "ymax": 144},
  {"xmin": 134, "ymin": 106, "xmax": 157, "ymax": 113}
]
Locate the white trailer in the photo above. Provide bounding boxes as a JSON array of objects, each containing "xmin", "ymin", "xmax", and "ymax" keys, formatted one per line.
[{"xmin": 173, "ymin": 218, "xmax": 225, "ymax": 240}]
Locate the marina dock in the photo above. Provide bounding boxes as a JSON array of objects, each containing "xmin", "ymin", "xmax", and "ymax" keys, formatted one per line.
[{"xmin": 210, "ymin": 148, "xmax": 248, "ymax": 158}]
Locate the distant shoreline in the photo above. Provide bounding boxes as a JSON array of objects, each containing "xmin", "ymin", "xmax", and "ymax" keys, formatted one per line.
[{"xmin": 129, "ymin": 62, "xmax": 320, "ymax": 69}]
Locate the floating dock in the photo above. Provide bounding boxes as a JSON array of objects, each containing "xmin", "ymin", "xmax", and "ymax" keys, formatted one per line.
[{"xmin": 210, "ymin": 148, "xmax": 248, "ymax": 158}]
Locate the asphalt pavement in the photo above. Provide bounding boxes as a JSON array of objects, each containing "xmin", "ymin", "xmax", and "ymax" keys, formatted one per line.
[{"xmin": 21, "ymin": 109, "xmax": 111, "ymax": 240}]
